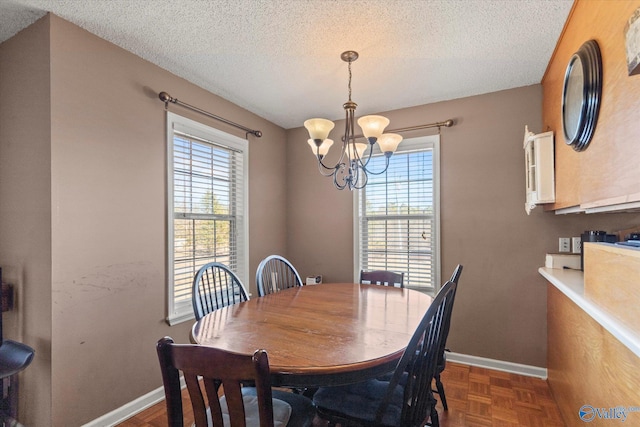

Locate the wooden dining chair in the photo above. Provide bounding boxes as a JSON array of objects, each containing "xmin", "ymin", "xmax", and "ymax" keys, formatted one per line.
[
  {"xmin": 192, "ymin": 262, "xmax": 249, "ymax": 321},
  {"xmin": 256, "ymin": 255, "xmax": 304, "ymax": 297},
  {"xmin": 157, "ymin": 337, "xmax": 316, "ymax": 427},
  {"xmin": 359, "ymin": 270, "xmax": 405, "ymax": 288},
  {"xmin": 312, "ymin": 279, "xmax": 458, "ymax": 427},
  {"xmin": 433, "ymin": 264, "xmax": 463, "ymax": 411}
]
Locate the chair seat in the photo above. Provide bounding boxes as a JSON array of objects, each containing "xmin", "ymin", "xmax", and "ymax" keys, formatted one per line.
[
  {"xmin": 0, "ymin": 340, "xmax": 35, "ymax": 379},
  {"xmin": 242, "ymin": 387, "xmax": 316, "ymax": 427},
  {"xmin": 213, "ymin": 393, "xmax": 291, "ymax": 427},
  {"xmin": 313, "ymin": 378, "xmax": 404, "ymax": 427}
]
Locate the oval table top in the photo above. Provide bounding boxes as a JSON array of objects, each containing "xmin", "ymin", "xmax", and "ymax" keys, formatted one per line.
[{"xmin": 191, "ymin": 283, "xmax": 432, "ymax": 387}]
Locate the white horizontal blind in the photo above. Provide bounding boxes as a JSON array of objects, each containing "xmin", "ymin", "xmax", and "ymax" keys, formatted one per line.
[
  {"xmin": 167, "ymin": 112, "xmax": 248, "ymax": 324},
  {"xmin": 358, "ymin": 137, "xmax": 438, "ymax": 292}
]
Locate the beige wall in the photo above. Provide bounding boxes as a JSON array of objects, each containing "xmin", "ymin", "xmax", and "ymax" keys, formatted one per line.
[
  {"xmin": 1, "ymin": 14, "xmax": 288, "ymax": 426},
  {"xmin": 286, "ymin": 85, "xmax": 640, "ymax": 367},
  {"xmin": 0, "ymin": 16, "xmax": 53, "ymax": 427}
]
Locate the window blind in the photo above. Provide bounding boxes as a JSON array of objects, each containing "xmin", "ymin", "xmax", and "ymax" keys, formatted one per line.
[
  {"xmin": 358, "ymin": 137, "xmax": 438, "ymax": 292},
  {"xmin": 167, "ymin": 113, "xmax": 248, "ymax": 324}
]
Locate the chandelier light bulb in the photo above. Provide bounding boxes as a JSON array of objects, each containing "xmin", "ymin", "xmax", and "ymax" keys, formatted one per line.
[
  {"xmin": 357, "ymin": 115, "xmax": 390, "ymax": 144},
  {"xmin": 346, "ymin": 142, "xmax": 369, "ymax": 160},
  {"xmin": 304, "ymin": 118, "xmax": 335, "ymax": 143},
  {"xmin": 307, "ymin": 138, "xmax": 334, "ymax": 158},
  {"xmin": 377, "ymin": 133, "xmax": 403, "ymax": 154}
]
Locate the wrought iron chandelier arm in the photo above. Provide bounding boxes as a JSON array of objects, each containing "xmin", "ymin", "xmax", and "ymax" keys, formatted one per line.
[
  {"xmin": 333, "ymin": 171, "xmax": 349, "ymax": 190},
  {"xmin": 346, "ymin": 158, "xmax": 368, "ymax": 189},
  {"xmin": 351, "ymin": 143, "xmax": 375, "ymax": 170},
  {"xmin": 361, "ymin": 154, "xmax": 391, "ymax": 175},
  {"xmin": 316, "ymin": 157, "xmax": 344, "ymax": 177},
  {"xmin": 352, "ymin": 180, "xmax": 367, "ymax": 190},
  {"xmin": 348, "ymin": 140, "xmax": 391, "ymax": 176},
  {"xmin": 314, "ymin": 145, "xmax": 348, "ymax": 176}
]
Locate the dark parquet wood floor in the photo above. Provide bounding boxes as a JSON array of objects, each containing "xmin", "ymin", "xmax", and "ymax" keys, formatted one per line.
[{"xmin": 117, "ymin": 362, "xmax": 565, "ymax": 426}]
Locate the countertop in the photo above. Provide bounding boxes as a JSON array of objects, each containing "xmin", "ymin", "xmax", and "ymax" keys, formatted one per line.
[{"xmin": 539, "ymin": 267, "xmax": 640, "ymax": 358}]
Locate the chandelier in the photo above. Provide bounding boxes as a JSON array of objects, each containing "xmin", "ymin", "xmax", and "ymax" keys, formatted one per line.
[{"xmin": 304, "ymin": 51, "xmax": 402, "ymax": 190}]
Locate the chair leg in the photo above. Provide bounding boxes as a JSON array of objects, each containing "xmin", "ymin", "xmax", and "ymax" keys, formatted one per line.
[
  {"xmin": 434, "ymin": 373, "xmax": 448, "ymax": 411},
  {"xmin": 426, "ymin": 392, "xmax": 440, "ymax": 427},
  {"xmin": 430, "ymin": 405, "xmax": 440, "ymax": 427}
]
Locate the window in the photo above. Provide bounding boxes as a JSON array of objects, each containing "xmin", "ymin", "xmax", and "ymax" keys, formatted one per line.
[
  {"xmin": 355, "ymin": 135, "xmax": 440, "ymax": 293},
  {"xmin": 166, "ymin": 112, "xmax": 248, "ymax": 325}
]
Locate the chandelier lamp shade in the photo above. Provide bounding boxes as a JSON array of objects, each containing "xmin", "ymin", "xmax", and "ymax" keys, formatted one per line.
[{"xmin": 304, "ymin": 50, "xmax": 403, "ymax": 190}]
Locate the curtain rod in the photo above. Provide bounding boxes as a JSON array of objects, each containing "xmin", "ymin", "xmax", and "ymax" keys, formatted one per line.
[
  {"xmin": 349, "ymin": 119, "xmax": 455, "ymax": 141},
  {"xmin": 159, "ymin": 91, "xmax": 262, "ymax": 138}
]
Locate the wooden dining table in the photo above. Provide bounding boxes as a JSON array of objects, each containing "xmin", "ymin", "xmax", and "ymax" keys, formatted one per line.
[{"xmin": 191, "ymin": 283, "xmax": 433, "ymax": 388}]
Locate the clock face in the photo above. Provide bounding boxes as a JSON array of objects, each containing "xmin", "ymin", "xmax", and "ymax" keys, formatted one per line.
[{"xmin": 561, "ymin": 40, "xmax": 603, "ymax": 152}]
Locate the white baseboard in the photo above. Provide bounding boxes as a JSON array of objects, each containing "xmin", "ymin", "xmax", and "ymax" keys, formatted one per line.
[
  {"xmin": 447, "ymin": 352, "xmax": 548, "ymax": 379},
  {"xmin": 82, "ymin": 386, "xmax": 165, "ymax": 427},
  {"xmin": 83, "ymin": 377, "xmax": 185, "ymax": 427},
  {"xmin": 86, "ymin": 353, "xmax": 546, "ymax": 425}
]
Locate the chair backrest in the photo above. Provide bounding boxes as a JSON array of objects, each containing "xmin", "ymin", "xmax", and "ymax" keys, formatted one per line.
[
  {"xmin": 376, "ymin": 279, "xmax": 458, "ymax": 426},
  {"xmin": 437, "ymin": 264, "xmax": 463, "ymax": 361},
  {"xmin": 192, "ymin": 262, "xmax": 249, "ymax": 321},
  {"xmin": 256, "ymin": 255, "xmax": 303, "ymax": 297},
  {"xmin": 449, "ymin": 264, "xmax": 463, "ymax": 285},
  {"xmin": 157, "ymin": 336, "xmax": 277, "ymax": 427},
  {"xmin": 359, "ymin": 270, "xmax": 405, "ymax": 288}
]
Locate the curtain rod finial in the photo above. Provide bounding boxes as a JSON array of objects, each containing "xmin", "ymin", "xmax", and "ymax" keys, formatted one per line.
[
  {"xmin": 443, "ymin": 119, "xmax": 454, "ymax": 127},
  {"xmin": 159, "ymin": 91, "xmax": 173, "ymax": 103}
]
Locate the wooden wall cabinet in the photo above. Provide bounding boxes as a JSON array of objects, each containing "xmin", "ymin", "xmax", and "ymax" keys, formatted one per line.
[{"xmin": 542, "ymin": 0, "xmax": 640, "ymax": 213}]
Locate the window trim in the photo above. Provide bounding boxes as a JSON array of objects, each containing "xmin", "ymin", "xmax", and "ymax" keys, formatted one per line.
[
  {"xmin": 166, "ymin": 112, "xmax": 249, "ymax": 325},
  {"xmin": 353, "ymin": 134, "xmax": 441, "ymax": 294}
]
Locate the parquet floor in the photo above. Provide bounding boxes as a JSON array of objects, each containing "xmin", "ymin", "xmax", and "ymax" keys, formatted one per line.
[
  {"xmin": 435, "ymin": 363, "xmax": 565, "ymax": 427},
  {"xmin": 117, "ymin": 362, "xmax": 565, "ymax": 426}
]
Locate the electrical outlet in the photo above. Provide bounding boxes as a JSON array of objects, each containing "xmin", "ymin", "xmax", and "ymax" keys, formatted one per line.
[
  {"xmin": 559, "ymin": 237, "xmax": 571, "ymax": 252},
  {"xmin": 572, "ymin": 237, "xmax": 582, "ymax": 253}
]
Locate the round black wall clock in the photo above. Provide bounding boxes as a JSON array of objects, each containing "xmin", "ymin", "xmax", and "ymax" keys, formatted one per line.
[{"xmin": 561, "ymin": 39, "xmax": 603, "ymax": 152}]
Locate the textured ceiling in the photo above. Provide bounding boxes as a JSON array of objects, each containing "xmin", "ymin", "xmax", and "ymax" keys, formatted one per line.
[{"xmin": 0, "ymin": 0, "xmax": 573, "ymax": 129}]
